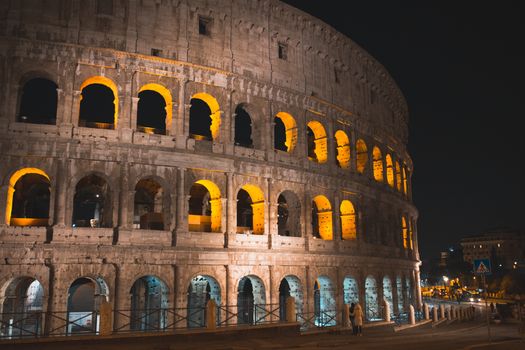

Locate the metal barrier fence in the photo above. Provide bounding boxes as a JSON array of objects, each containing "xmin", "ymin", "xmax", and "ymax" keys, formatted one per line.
[
  {"xmin": 296, "ymin": 310, "xmax": 337, "ymax": 331},
  {"xmin": 0, "ymin": 310, "xmax": 101, "ymax": 339},
  {"xmin": 0, "ymin": 304, "xmax": 286, "ymax": 340}
]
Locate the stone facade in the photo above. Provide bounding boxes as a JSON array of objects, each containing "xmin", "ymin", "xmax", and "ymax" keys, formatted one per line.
[{"xmin": 0, "ymin": 0, "xmax": 420, "ymax": 331}]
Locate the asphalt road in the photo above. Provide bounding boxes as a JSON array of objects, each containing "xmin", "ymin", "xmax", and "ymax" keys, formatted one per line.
[{"xmin": 1, "ymin": 318, "xmax": 523, "ymax": 350}]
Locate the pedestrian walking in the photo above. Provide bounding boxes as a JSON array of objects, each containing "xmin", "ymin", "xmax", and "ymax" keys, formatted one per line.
[
  {"xmin": 354, "ymin": 303, "xmax": 364, "ymax": 336},
  {"xmin": 349, "ymin": 303, "xmax": 356, "ymax": 335}
]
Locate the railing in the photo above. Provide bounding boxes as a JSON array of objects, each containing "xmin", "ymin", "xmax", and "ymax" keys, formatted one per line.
[
  {"xmin": 296, "ymin": 310, "xmax": 337, "ymax": 331},
  {"xmin": 366, "ymin": 305, "xmax": 384, "ymax": 322},
  {"xmin": 0, "ymin": 311, "xmax": 100, "ymax": 339},
  {"xmin": 0, "ymin": 304, "xmax": 290, "ymax": 340},
  {"xmin": 216, "ymin": 303, "xmax": 282, "ymax": 327},
  {"xmin": 113, "ymin": 307, "xmax": 206, "ymax": 333}
]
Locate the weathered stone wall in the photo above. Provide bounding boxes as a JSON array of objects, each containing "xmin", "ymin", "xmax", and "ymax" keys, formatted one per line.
[{"xmin": 0, "ymin": 0, "xmax": 421, "ymax": 324}]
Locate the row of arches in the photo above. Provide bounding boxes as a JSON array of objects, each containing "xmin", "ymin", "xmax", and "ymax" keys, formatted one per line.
[
  {"xmin": 15, "ymin": 76, "xmax": 410, "ymax": 196},
  {"xmin": 5, "ymin": 168, "xmax": 360, "ymax": 241},
  {"xmin": 1, "ymin": 272, "xmax": 414, "ymax": 335}
]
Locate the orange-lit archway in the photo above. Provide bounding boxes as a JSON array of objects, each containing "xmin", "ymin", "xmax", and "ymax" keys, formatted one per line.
[
  {"xmin": 356, "ymin": 139, "xmax": 368, "ymax": 174},
  {"xmin": 237, "ymin": 184, "xmax": 265, "ymax": 234},
  {"xmin": 79, "ymin": 76, "xmax": 119, "ymax": 128},
  {"xmin": 190, "ymin": 92, "xmax": 221, "ymax": 140},
  {"xmin": 188, "ymin": 180, "xmax": 222, "ymax": 232},
  {"xmin": 340, "ymin": 200, "xmax": 356, "ymax": 240},
  {"xmin": 312, "ymin": 195, "xmax": 333, "ymax": 240},
  {"xmin": 395, "ymin": 161, "xmax": 402, "ymax": 192},
  {"xmin": 275, "ymin": 112, "xmax": 297, "ymax": 152},
  {"xmin": 306, "ymin": 120, "xmax": 328, "ymax": 163},
  {"xmin": 334, "ymin": 130, "xmax": 350, "ymax": 169},
  {"xmin": 401, "ymin": 216, "xmax": 408, "ymax": 249},
  {"xmin": 386, "ymin": 154, "xmax": 394, "ymax": 187},
  {"xmin": 402, "ymin": 166, "xmax": 408, "ymax": 195},
  {"xmin": 5, "ymin": 168, "xmax": 50, "ymax": 226},
  {"xmin": 138, "ymin": 83, "xmax": 173, "ymax": 134},
  {"xmin": 372, "ymin": 146, "xmax": 383, "ymax": 182}
]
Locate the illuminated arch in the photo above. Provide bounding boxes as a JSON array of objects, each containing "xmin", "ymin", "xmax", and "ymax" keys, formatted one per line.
[
  {"xmin": 5, "ymin": 168, "xmax": 50, "ymax": 226},
  {"xmin": 188, "ymin": 180, "xmax": 222, "ymax": 232},
  {"xmin": 372, "ymin": 146, "xmax": 384, "ymax": 182},
  {"xmin": 306, "ymin": 120, "xmax": 328, "ymax": 163},
  {"xmin": 402, "ymin": 166, "xmax": 408, "ymax": 195},
  {"xmin": 395, "ymin": 161, "xmax": 402, "ymax": 192},
  {"xmin": 356, "ymin": 139, "xmax": 368, "ymax": 174},
  {"xmin": 275, "ymin": 112, "xmax": 298, "ymax": 152},
  {"xmin": 340, "ymin": 200, "xmax": 356, "ymax": 240},
  {"xmin": 138, "ymin": 83, "xmax": 173, "ymax": 134},
  {"xmin": 401, "ymin": 216, "xmax": 408, "ymax": 249},
  {"xmin": 191, "ymin": 92, "xmax": 221, "ymax": 140},
  {"xmin": 79, "ymin": 76, "xmax": 119, "ymax": 128},
  {"xmin": 386, "ymin": 154, "xmax": 394, "ymax": 187},
  {"xmin": 237, "ymin": 184, "xmax": 265, "ymax": 234},
  {"xmin": 408, "ymin": 218, "xmax": 414, "ymax": 250},
  {"xmin": 334, "ymin": 130, "xmax": 350, "ymax": 169},
  {"xmin": 312, "ymin": 195, "xmax": 333, "ymax": 240}
]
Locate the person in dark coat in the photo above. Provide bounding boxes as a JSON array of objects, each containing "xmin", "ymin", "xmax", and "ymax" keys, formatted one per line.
[{"xmin": 349, "ymin": 303, "xmax": 356, "ymax": 335}]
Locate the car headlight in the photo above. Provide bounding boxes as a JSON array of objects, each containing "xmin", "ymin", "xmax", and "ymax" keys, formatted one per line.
[
  {"xmin": 477, "ymin": 298, "xmax": 481, "ymax": 302},
  {"xmin": 469, "ymin": 298, "xmax": 474, "ymax": 302}
]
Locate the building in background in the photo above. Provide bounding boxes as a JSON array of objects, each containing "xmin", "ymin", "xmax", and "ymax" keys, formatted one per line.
[{"xmin": 460, "ymin": 228, "xmax": 524, "ymax": 270}]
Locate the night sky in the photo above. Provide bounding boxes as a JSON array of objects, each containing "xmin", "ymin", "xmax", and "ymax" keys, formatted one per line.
[{"xmin": 281, "ymin": 1, "xmax": 525, "ymax": 260}]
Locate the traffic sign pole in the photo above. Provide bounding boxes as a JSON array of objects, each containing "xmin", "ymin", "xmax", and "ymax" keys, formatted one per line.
[{"xmin": 482, "ymin": 273, "xmax": 491, "ymax": 343}]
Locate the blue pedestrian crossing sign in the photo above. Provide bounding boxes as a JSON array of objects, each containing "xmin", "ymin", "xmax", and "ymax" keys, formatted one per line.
[{"xmin": 473, "ymin": 259, "xmax": 491, "ymax": 274}]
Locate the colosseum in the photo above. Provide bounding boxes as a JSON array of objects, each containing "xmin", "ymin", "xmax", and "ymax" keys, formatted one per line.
[{"xmin": 0, "ymin": 0, "xmax": 420, "ymax": 338}]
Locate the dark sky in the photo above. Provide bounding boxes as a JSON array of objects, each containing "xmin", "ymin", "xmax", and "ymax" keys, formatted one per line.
[{"xmin": 281, "ymin": 1, "xmax": 525, "ymax": 260}]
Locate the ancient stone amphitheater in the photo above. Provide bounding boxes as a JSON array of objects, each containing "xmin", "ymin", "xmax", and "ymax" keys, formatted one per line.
[{"xmin": 0, "ymin": 0, "xmax": 420, "ymax": 336}]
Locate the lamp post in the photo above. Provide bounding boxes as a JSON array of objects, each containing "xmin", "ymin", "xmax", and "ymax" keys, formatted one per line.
[{"xmin": 443, "ymin": 276, "xmax": 449, "ymax": 298}]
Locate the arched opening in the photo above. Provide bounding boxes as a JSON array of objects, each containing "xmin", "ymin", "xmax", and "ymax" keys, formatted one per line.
[
  {"xmin": 340, "ymin": 200, "xmax": 356, "ymax": 240},
  {"xmin": 313, "ymin": 276, "xmax": 336, "ymax": 326},
  {"xmin": 312, "ymin": 195, "xmax": 333, "ymax": 240},
  {"xmin": 396, "ymin": 276, "xmax": 405, "ymax": 312},
  {"xmin": 17, "ymin": 78, "xmax": 57, "ymax": 125},
  {"xmin": 274, "ymin": 112, "xmax": 297, "ymax": 152},
  {"xmin": 130, "ymin": 276, "xmax": 168, "ymax": 331},
  {"xmin": 6, "ymin": 168, "xmax": 50, "ymax": 227},
  {"xmin": 187, "ymin": 275, "xmax": 221, "ymax": 328},
  {"xmin": 278, "ymin": 275, "xmax": 303, "ymax": 321},
  {"xmin": 1, "ymin": 277, "xmax": 44, "ymax": 337},
  {"xmin": 79, "ymin": 76, "xmax": 118, "ymax": 129},
  {"xmin": 188, "ymin": 180, "xmax": 222, "ymax": 233},
  {"xmin": 356, "ymin": 139, "xmax": 368, "ymax": 174},
  {"xmin": 343, "ymin": 276, "xmax": 359, "ymax": 305},
  {"xmin": 409, "ymin": 219, "xmax": 414, "ymax": 250},
  {"xmin": 189, "ymin": 92, "xmax": 220, "ymax": 141},
  {"xmin": 386, "ymin": 154, "xmax": 394, "ymax": 187},
  {"xmin": 234, "ymin": 104, "xmax": 253, "ymax": 148},
  {"xmin": 277, "ymin": 191, "xmax": 301, "ymax": 237},
  {"xmin": 383, "ymin": 276, "xmax": 394, "ymax": 316},
  {"xmin": 365, "ymin": 276, "xmax": 379, "ymax": 321},
  {"xmin": 137, "ymin": 83, "xmax": 172, "ymax": 135},
  {"xmin": 134, "ymin": 178, "xmax": 164, "ymax": 230},
  {"xmin": 334, "ymin": 130, "xmax": 350, "ymax": 169},
  {"xmin": 236, "ymin": 184, "xmax": 264, "ymax": 235},
  {"xmin": 72, "ymin": 174, "xmax": 112, "ymax": 228},
  {"xmin": 67, "ymin": 277, "xmax": 108, "ymax": 334},
  {"xmin": 402, "ymin": 166, "xmax": 408, "ymax": 195},
  {"xmin": 237, "ymin": 275, "xmax": 265, "ymax": 325},
  {"xmin": 402, "ymin": 216, "xmax": 408, "ymax": 249},
  {"xmin": 395, "ymin": 161, "xmax": 402, "ymax": 192},
  {"xmin": 405, "ymin": 277, "xmax": 413, "ymax": 306},
  {"xmin": 372, "ymin": 146, "xmax": 384, "ymax": 182},
  {"xmin": 306, "ymin": 121, "xmax": 328, "ymax": 163}
]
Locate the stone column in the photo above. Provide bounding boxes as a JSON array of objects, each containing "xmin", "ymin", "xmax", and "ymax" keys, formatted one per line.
[
  {"xmin": 226, "ymin": 172, "xmax": 235, "ymax": 235},
  {"xmin": 0, "ymin": 185, "xmax": 8, "ymax": 226},
  {"xmin": 70, "ymin": 90, "xmax": 82, "ymax": 126},
  {"xmin": 175, "ymin": 79, "xmax": 188, "ymax": 145},
  {"xmin": 333, "ymin": 192, "xmax": 341, "ymax": 248},
  {"xmin": 175, "ymin": 167, "xmax": 186, "ymax": 234},
  {"xmin": 118, "ymin": 162, "xmax": 131, "ymax": 228}
]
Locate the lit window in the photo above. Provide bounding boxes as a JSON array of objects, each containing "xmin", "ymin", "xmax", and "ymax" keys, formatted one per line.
[
  {"xmin": 497, "ymin": 243, "xmax": 501, "ymax": 248},
  {"xmin": 479, "ymin": 245, "xmax": 482, "ymax": 248}
]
